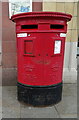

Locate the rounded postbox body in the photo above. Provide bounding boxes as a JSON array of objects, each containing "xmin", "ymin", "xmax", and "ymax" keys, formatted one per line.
[{"xmin": 11, "ymin": 12, "xmax": 72, "ymax": 106}]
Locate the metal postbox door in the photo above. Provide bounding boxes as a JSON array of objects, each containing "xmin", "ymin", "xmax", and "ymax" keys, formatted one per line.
[
  {"xmin": 43, "ymin": 32, "xmax": 66, "ymax": 86},
  {"xmin": 17, "ymin": 33, "xmax": 44, "ymax": 86}
]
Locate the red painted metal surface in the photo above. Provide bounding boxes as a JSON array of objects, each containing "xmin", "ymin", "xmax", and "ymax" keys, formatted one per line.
[{"xmin": 11, "ymin": 12, "xmax": 72, "ymax": 86}]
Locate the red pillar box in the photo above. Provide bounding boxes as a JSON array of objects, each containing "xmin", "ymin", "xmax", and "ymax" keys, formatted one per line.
[{"xmin": 11, "ymin": 12, "xmax": 72, "ymax": 106}]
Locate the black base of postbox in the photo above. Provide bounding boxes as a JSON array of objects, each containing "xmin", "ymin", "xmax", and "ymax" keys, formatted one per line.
[{"xmin": 17, "ymin": 82, "xmax": 62, "ymax": 106}]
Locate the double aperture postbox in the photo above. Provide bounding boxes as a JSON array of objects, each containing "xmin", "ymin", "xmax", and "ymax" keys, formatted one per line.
[{"xmin": 11, "ymin": 12, "xmax": 72, "ymax": 106}]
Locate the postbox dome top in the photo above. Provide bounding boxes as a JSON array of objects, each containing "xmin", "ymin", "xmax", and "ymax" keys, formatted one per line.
[{"xmin": 11, "ymin": 12, "xmax": 72, "ymax": 22}]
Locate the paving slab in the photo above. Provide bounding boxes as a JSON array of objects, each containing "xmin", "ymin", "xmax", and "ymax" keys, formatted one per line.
[
  {"xmin": 55, "ymin": 84, "xmax": 77, "ymax": 118},
  {"xmin": 20, "ymin": 103, "xmax": 59, "ymax": 118},
  {"xmin": 60, "ymin": 113, "xmax": 77, "ymax": 118},
  {"xmin": 2, "ymin": 86, "xmax": 20, "ymax": 118},
  {"xmin": 62, "ymin": 83, "xmax": 77, "ymax": 96}
]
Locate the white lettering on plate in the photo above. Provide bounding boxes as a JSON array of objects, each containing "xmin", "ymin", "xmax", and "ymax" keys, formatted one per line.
[
  {"xmin": 60, "ymin": 33, "xmax": 66, "ymax": 37},
  {"xmin": 17, "ymin": 33, "xmax": 27, "ymax": 37}
]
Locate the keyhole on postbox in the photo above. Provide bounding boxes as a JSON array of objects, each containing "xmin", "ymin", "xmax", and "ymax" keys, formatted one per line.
[
  {"xmin": 24, "ymin": 40, "xmax": 33, "ymax": 55},
  {"xmin": 46, "ymin": 54, "xmax": 48, "ymax": 56}
]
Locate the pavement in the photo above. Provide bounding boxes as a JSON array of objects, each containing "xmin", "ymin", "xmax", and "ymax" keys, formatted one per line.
[{"xmin": 2, "ymin": 83, "xmax": 77, "ymax": 118}]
